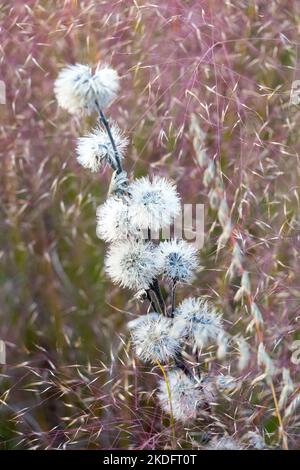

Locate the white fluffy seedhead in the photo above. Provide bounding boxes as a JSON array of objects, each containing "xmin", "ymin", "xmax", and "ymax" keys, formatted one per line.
[
  {"xmin": 174, "ymin": 297, "xmax": 223, "ymax": 348},
  {"xmin": 131, "ymin": 315, "xmax": 181, "ymax": 363},
  {"xmin": 76, "ymin": 123, "xmax": 128, "ymax": 172},
  {"xmin": 127, "ymin": 312, "xmax": 159, "ymax": 331},
  {"xmin": 105, "ymin": 240, "xmax": 162, "ymax": 290},
  {"xmin": 54, "ymin": 63, "xmax": 119, "ymax": 115},
  {"xmin": 128, "ymin": 176, "xmax": 180, "ymax": 231},
  {"xmin": 159, "ymin": 239, "xmax": 198, "ymax": 283},
  {"xmin": 96, "ymin": 197, "xmax": 141, "ymax": 242},
  {"xmin": 158, "ymin": 369, "xmax": 205, "ymax": 422}
]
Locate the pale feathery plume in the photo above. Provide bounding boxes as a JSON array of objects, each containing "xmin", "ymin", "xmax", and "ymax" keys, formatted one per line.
[
  {"xmin": 237, "ymin": 336, "xmax": 250, "ymax": 371},
  {"xmin": 257, "ymin": 343, "xmax": 277, "ymax": 378},
  {"xmin": 208, "ymin": 187, "xmax": 220, "ymax": 210},
  {"xmin": 217, "ymin": 330, "xmax": 228, "ymax": 359},
  {"xmin": 234, "ymin": 270, "xmax": 251, "ymax": 302},
  {"xmin": 158, "ymin": 239, "xmax": 198, "ymax": 283},
  {"xmin": 203, "ymin": 161, "xmax": 215, "ymax": 187},
  {"xmin": 217, "ymin": 220, "xmax": 232, "ymax": 252},
  {"xmin": 128, "ymin": 176, "xmax": 180, "ymax": 231},
  {"xmin": 284, "ymin": 394, "xmax": 300, "ymax": 419},
  {"xmin": 190, "ymin": 113, "xmax": 208, "ymax": 167},
  {"xmin": 131, "ymin": 315, "xmax": 182, "ymax": 363},
  {"xmin": 227, "ymin": 242, "xmax": 243, "ymax": 279},
  {"xmin": 105, "ymin": 240, "xmax": 162, "ymax": 290},
  {"xmin": 96, "ymin": 197, "xmax": 140, "ymax": 243},
  {"xmin": 54, "ymin": 63, "xmax": 119, "ymax": 115},
  {"xmin": 278, "ymin": 368, "xmax": 294, "ymax": 410},
  {"xmin": 247, "ymin": 301, "xmax": 264, "ymax": 333},
  {"xmin": 158, "ymin": 369, "xmax": 205, "ymax": 422},
  {"xmin": 251, "ymin": 302, "xmax": 264, "ymax": 325},
  {"xmin": 218, "ymin": 198, "xmax": 230, "ymax": 228},
  {"xmin": 206, "ymin": 435, "xmax": 244, "ymax": 450},
  {"xmin": 76, "ymin": 123, "xmax": 128, "ymax": 172},
  {"xmin": 173, "ymin": 297, "xmax": 223, "ymax": 349}
]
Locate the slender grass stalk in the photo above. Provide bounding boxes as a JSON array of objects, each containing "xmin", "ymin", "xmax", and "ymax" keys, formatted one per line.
[
  {"xmin": 156, "ymin": 360, "xmax": 176, "ymax": 445},
  {"xmin": 270, "ymin": 380, "xmax": 288, "ymax": 450}
]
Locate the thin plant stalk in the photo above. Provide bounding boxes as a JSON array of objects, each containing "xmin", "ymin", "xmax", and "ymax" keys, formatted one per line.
[
  {"xmin": 171, "ymin": 280, "xmax": 176, "ymax": 316},
  {"xmin": 95, "ymin": 101, "xmax": 122, "ymax": 174},
  {"xmin": 270, "ymin": 379, "xmax": 289, "ymax": 450},
  {"xmin": 156, "ymin": 360, "xmax": 176, "ymax": 446},
  {"xmin": 151, "ymin": 278, "xmax": 166, "ymax": 316}
]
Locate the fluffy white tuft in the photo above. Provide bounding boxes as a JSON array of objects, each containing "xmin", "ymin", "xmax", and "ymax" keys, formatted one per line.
[
  {"xmin": 158, "ymin": 239, "xmax": 198, "ymax": 283},
  {"xmin": 128, "ymin": 176, "xmax": 180, "ymax": 231},
  {"xmin": 76, "ymin": 123, "xmax": 128, "ymax": 172},
  {"xmin": 96, "ymin": 197, "xmax": 140, "ymax": 242},
  {"xmin": 158, "ymin": 369, "xmax": 205, "ymax": 422},
  {"xmin": 174, "ymin": 297, "xmax": 223, "ymax": 348},
  {"xmin": 127, "ymin": 312, "xmax": 159, "ymax": 331},
  {"xmin": 131, "ymin": 315, "xmax": 181, "ymax": 363},
  {"xmin": 54, "ymin": 63, "xmax": 119, "ymax": 115},
  {"xmin": 105, "ymin": 241, "xmax": 161, "ymax": 290}
]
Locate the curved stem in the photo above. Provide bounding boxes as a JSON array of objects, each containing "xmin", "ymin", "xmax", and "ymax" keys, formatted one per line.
[
  {"xmin": 270, "ymin": 379, "xmax": 289, "ymax": 450},
  {"xmin": 151, "ymin": 278, "xmax": 167, "ymax": 316},
  {"xmin": 95, "ymin": 101, "xmax": 122, "ymax": 174},
  {"xmin": 171, "ymin": 280, "xmax": 177, "ymax": 317},
  {"xmin": 156, "ymin": 361, "xmax": 176, "ymax": 446}
]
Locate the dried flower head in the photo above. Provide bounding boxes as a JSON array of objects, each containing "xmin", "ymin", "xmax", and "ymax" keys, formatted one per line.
[
  {"xmin": 128, "ymin": 176, "xmax": 180, "ymax": 231},
  {"xmin": 158, "ymin": 369, "xmax": 205, "ymax": 421},
  {"xmin": 174, "ymin": 297, "xmax": 223, "ymax": 348},
  {"xmin": 131, "ymin": 315, "xmax": 181, "ymax": 363},
  {"xmin": 96, "ymin": 197, "xmax": 140, "ymax": 242},
  {"xmin": 54, "ymin": 63, "xmax": 119, "ymax": 115},
  {"xmin": 158, "ymin": 239, "xmax": 198, "ymax": 283},
  {"xmin": 76, "ymin": 123, "xmax": 128, "ymax": 172},
  {"xmin": 105, "ymin": 241, "xmax": 161, "ymax": 290}
]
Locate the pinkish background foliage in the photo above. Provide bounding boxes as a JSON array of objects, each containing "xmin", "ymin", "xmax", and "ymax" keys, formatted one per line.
[{"xmin": 0, "ymin": 0, "xmax": 300, "ymax": 449}]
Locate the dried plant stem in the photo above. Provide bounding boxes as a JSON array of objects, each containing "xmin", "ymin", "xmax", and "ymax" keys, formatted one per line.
[
  {"xmin": 171, "ymin": 280, "xmax": 176, "ymax": 316},
  {"xmin": 150, "ymin": 278, "xmax": 166, "ymax": 316},
  {"xmin": 156, "ymin": 360, "xmax": 176, "ymax": 446},
  {"xmin": 146, "ymin": 289, "xmax": 159, "ymax": 313},
  {"xmin": 95, "ymin": 101, "xmax": 122, "ymax": 174},
  {"xmin": 270, "ymin": 379, "xmax": 288, "ymax": 450}
]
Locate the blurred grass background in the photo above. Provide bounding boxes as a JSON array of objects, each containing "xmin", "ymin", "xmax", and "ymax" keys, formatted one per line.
[{"xmin": 0, "ymin": 0, "xmax": 300, "ymax": 449}]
